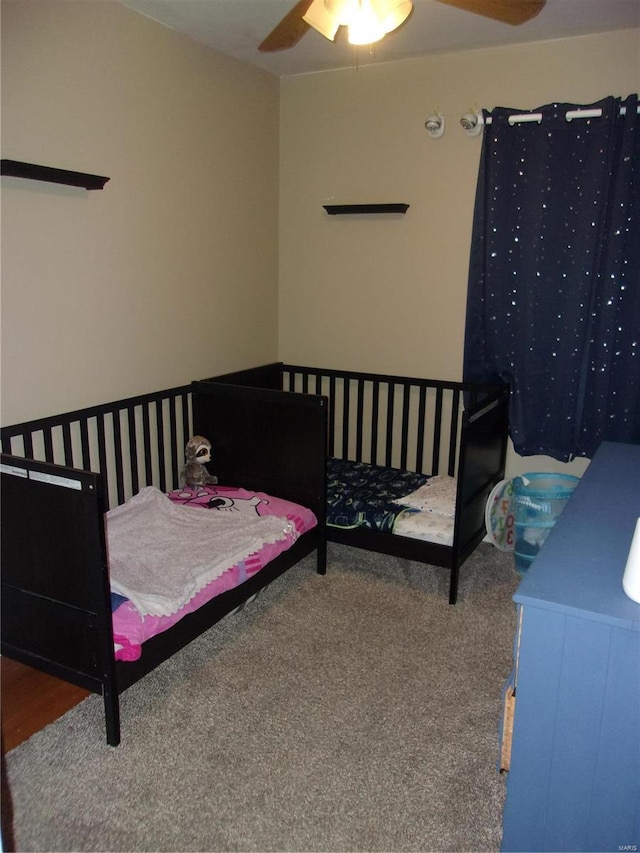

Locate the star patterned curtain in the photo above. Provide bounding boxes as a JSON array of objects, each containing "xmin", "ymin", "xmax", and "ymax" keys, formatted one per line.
[{"xmin": 463, "ymin": 95, "xmax": 640, "ymax": 462}]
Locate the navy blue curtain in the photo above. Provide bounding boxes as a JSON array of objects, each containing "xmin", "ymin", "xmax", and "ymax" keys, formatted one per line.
[{"xmin": 463, "ymin": 95, "xmax": 640, "ymax": 461}]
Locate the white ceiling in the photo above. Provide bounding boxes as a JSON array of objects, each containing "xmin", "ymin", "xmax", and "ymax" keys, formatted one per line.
[{"xmin": 119, "ymin": 0, "xmax": 640, "ymax": 77}]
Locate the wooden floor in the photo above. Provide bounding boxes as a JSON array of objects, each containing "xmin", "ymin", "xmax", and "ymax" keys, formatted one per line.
[
  {"xmin": 1, "ymin": 659, "xmax": 89, "ymax": 849},
  {"xmin": 1, "ymin": 657, "xmax": 89, "ymax": 753}
]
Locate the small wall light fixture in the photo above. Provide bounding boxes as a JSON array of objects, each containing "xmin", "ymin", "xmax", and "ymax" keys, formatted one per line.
[
  {"xmin": 460, "ymin": 111, "xmax": 483, "ymax": 137},
  {"xmin": 425, "ymin": 113, "xmax": 445, "ymax": 138}
]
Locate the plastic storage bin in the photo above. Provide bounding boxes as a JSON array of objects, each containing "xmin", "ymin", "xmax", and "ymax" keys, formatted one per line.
[{"xmin": 513, "ymin": 473, "xmax": 580, "ymax": 576}]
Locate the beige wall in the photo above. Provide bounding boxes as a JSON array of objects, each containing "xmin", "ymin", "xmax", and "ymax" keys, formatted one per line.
[
  {"xmin": 1, "ymin": 0, "xmax": 280, "ymax": 424},
  {"xmin": 278, "ymin": 28, "xmax": 639, "ymax": 476},
  {"xmin": 2, "ymin": 5, "xmax": 638, "ymax": 477}
]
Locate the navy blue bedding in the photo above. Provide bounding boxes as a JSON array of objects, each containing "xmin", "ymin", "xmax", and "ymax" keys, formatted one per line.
[
  {"xmin": 326, "ymin": 457, "xmax": 428, "ymax": 533},
  {"xmin": 111, "ymin": 592, "xmax": 128, "ymax": 611}
]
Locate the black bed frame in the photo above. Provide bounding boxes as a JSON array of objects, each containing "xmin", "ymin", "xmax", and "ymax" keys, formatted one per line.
[
  {"xmin": 1, "ymin": 382, "xmax": 327, "ymax": 746},
  {"xmin": 200, "ymin": 363, "xmax": 509, "ymax": 605}
]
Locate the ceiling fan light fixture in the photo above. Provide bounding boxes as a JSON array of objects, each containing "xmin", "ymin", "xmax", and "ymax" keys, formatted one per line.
[
  {"xmin": 305, "ymin": 0, "xmax": 414, "ymax": 46},
  {"xmin": 260, "ymin": 0, "xmax": 544, "ymax": 55},
  {"xmin": 346, "ymin": 0, "xmax": 386, "ymax": 45},
  {"xmin": 324, "ymin": 0, "xmax": 358, "ymax": 25},
  {"xmin": 303, "ymin": 0, "xmax": 341, "ymax": 40},
  {"xmin": 372, "ymin": 0, "xmax": 413, "ymax": 34}
]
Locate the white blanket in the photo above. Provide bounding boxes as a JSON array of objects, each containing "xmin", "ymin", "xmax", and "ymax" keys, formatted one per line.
[
  {"xmin": 392, "ymin": 475, "xmax": 457, "ymax": 517},
  {"xmin": 107, "ymin": 487, "xmax": 295, "ymax": 617}
]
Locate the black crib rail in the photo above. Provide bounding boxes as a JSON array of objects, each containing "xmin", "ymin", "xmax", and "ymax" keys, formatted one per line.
[
  {"xmin": 1, "ymin": 376, "xmax": 329, "ymax": 745},
  {"xmin": 0, "ymin": 385, "xmax": 193, "ymax": 509},
  {"xmin": 281, "ymin": 364, "xmax": 501, "ymax": 477},
  {"xmin": 206, "ymin": 361, "xmax": 509, "ymax": 604}
]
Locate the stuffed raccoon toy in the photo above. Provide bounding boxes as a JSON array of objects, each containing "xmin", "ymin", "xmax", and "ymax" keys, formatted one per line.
[{"xmin": 180, "ymin": 435, "xmax": 218, "ymax": 488}]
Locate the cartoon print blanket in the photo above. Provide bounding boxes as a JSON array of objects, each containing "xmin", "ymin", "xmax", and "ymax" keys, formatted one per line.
[
  {"xmin": 108, "ymin": 486, "xmax": 295, "ymax": 617},
  {"xmin": 111, "ymin": 485, "xmax": 317, "ymax": 661}
]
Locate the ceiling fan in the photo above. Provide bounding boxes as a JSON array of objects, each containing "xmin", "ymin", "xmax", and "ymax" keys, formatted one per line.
[{"xmin": 259, "ymin": 0, "xmax": 546, "ymax": 52}]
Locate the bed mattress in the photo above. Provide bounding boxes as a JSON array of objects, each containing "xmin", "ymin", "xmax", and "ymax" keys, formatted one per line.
[
  {"xmin": 111, "ymin": 485, "xmax": 317, "ymax": 661},
  {"xmin": 326, "ymin": 457, "xmax": 457, "ymax": 547}
]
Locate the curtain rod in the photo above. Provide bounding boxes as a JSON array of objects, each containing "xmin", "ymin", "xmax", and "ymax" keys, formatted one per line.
[{"xmin": 484, "ymin": 105, "xmax": 639, "ymax": 126}]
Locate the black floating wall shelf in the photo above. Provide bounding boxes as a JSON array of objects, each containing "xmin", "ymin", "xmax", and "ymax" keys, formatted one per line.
[
  {"xmin": 1, "ymin": 159, "xmax": 110, "ymax": 190},
  {"xmin": 323, "ymin": 203, "xmax": 409, "ymax": 215}
]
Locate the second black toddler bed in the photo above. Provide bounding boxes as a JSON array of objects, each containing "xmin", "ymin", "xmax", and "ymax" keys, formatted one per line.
[
  {"xmin": 197, "ymin": 363, "xmax": 509, "ymax": 604},
  {"xmin": 1, "ymin": 380, "xmax": 327, "ymax": 745}
]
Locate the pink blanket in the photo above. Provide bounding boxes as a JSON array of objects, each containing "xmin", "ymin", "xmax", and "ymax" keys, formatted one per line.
[{"xmin": 112, "ymin": 485, "xmax": 317, "ymax": 661}]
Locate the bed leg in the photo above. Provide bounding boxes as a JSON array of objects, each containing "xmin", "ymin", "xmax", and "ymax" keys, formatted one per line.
[
  {"xmin": 104, "ymin": 688, "xmax": 121, "ymax": 747},
  {"xmin": 448, "ymin": 565, "xmax": 459, "ymax": 605},
  {"xmin": 316, "ymin": 538, "xmax": 327, "ymax": 576}
]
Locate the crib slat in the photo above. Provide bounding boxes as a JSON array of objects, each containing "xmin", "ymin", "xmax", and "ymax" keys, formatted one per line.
[
  {"xmin": 355, "ymin": 379, "xmax": 365, "ymax": 462},
  {"xmin": 80, "ymin": 418, "xmax": 91, "ymax": 471},
  {"xmin": 62, "ymin": 422, "xmax": 74, "ymax": 467},
  {"xmin": 168, "ymin": 397, "xmax": 179, "ymax": 489},
  {"xmin": 43, "ymin": 427, "xmax": 54, "ymax": 463},
  {"xmin": 96, "ymin": 414, "xmax": 109, "ymax": 503},
  {"xmin": 432, "ymin": 388, "xmax": 443, "ymax": 474},
  {"xmin": 400, "ymin": 383, "xmax": 411, "ymax": 471},
  {"xmin": 142, "ymin": 404, "xmax": 153, "ymax": 486},
  {"xmin": 370, "ymin": 381, "xmax": 380, "ymax": 465},
  {"xmin": 127, "ymin": 406, "xmax": 140, "ymax": 497},
  {"xmin": 328, "ymin": 375, "xmax": 336, "ymax": 457},
  {"xmin": 448, "ymin": 390, "xmax": 460, "ymax": 476},
  {"xmin": 181, "ymin": 392, "xmax": 191, "ymax": 445},
  {"xmin": 155, "ymin": 402, "xmax": 167, "ymax": 493},
  {"xmin": 112, "ymin": 409, "xmax": 126, "ymax": 507},
  {"xmin": 385, "ymin": 382, "xmax": 395, "ymax": 468},
  {"xmin": 179, "ymin": 391, "xmax": 191, "ymax": 485},
  {"xmin": 416, "ymin": 385, "xmax": 427, "ymax": 474},
  {"xmin": 23, "ymin": 432, "xmax": 34, "ymax": 459},
  {"xmin": 341, "ymin": 378, "xmax": 350, "ymax": 459}
]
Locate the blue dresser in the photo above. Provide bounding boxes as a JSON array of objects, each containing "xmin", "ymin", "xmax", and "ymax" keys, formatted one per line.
[{"xmin": 501, "ymin": 441, "xmax": 640, "ymax": 853}]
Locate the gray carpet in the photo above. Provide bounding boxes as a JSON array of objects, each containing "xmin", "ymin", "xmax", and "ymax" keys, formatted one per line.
[{"xmin": 5, "ymin": 542, "xmax": 520, "ymax": 853}]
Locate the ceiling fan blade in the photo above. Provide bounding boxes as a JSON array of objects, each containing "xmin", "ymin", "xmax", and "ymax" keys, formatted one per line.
[
  {"xmin": 259, "ymin": 0, "xmax": 315, "ymax": 52},
  {"xmin": 432, "ymin": 0, "xmax": 545, "ymax": 25}
]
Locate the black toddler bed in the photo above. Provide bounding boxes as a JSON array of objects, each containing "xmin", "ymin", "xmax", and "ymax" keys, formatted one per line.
[
  {"xmin": 1, "ymin": 381, "xmax": 327, "ymax": 746},
  {"xmin": 197, "ymin": 363, "xmax": 509, "ymax": 604}
]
